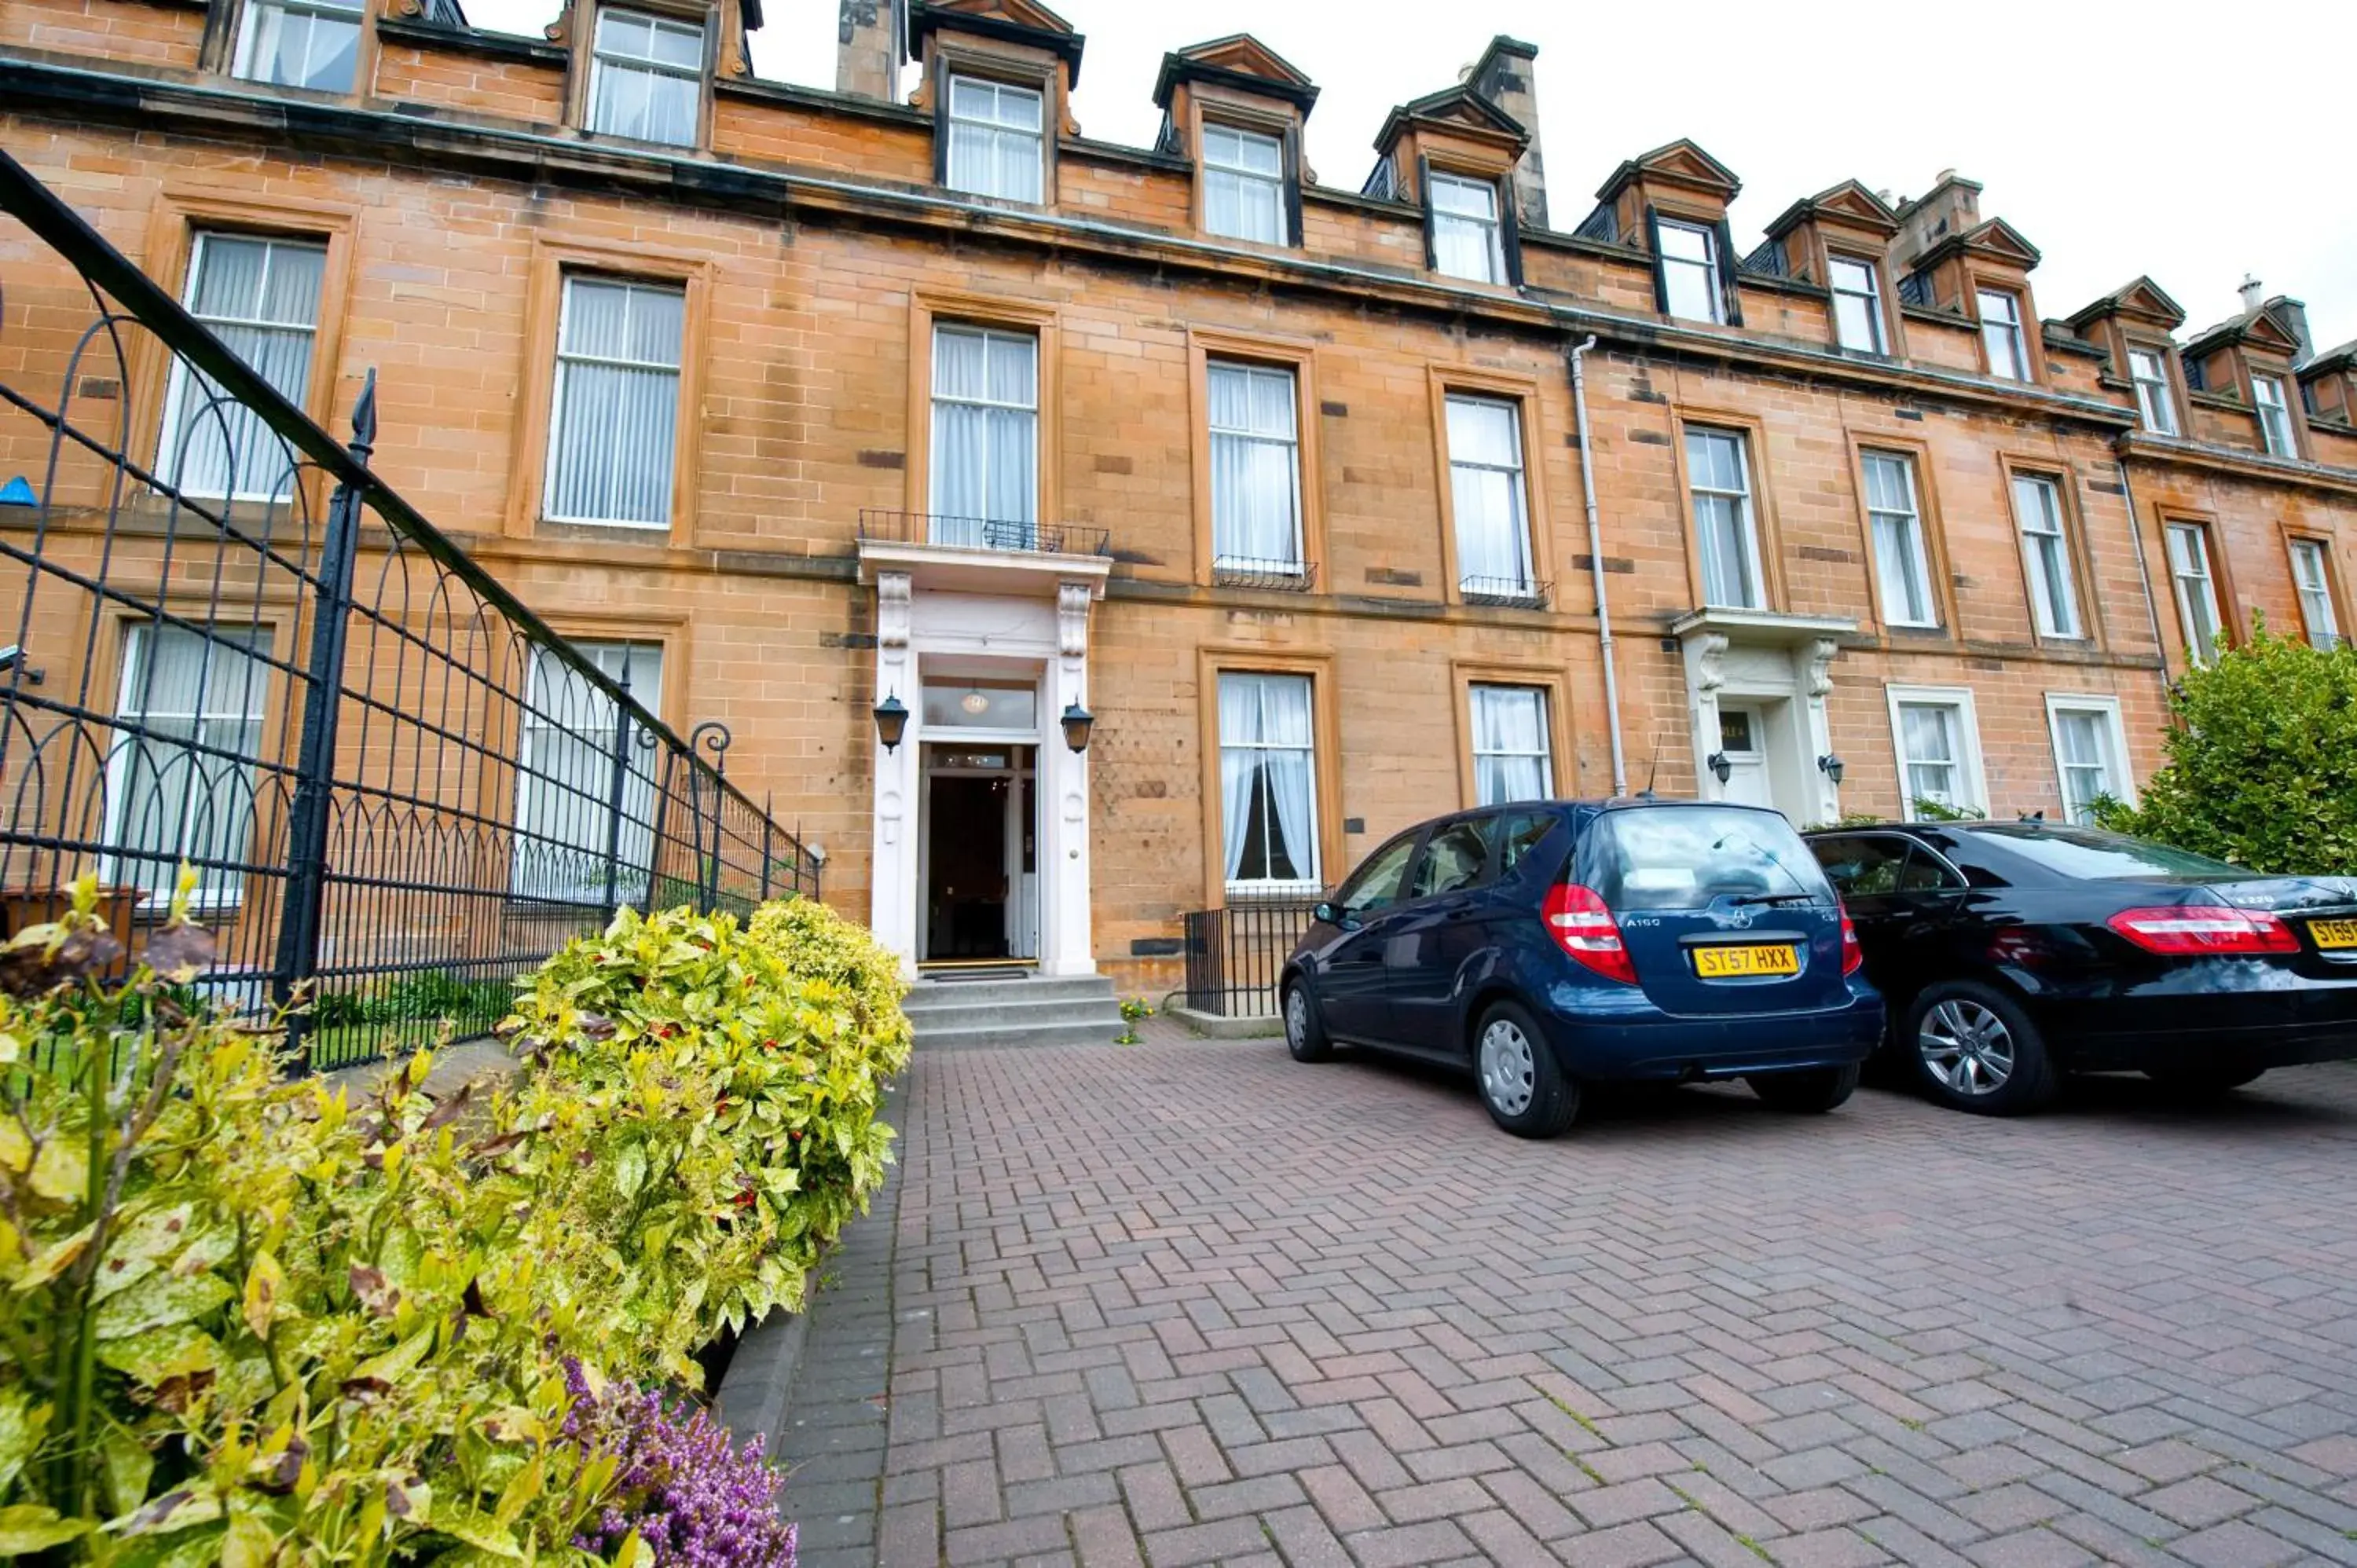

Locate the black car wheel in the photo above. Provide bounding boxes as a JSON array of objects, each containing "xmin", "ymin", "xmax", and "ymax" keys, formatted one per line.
[
  {"xmin": 1747, "ymin": 1064, "xmax": 1860, "ymax": 1113},
  {"xmin": 1904, "ymin": 980, "xmax": 2058, "ymax": 1115},
  {"xmin": 1474, "ymin": 1001, "xmax": 1578, "ymax": 1139},
  {"xmin": 1281, "ymin": 980, "xmax": 1332, "ymax": 1062},
  {"xmin": 2144, "ymin": 1062, "xmax": 2267, "ymax": 1096}
]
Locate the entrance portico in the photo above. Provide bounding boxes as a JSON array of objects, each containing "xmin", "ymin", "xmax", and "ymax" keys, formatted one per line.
[
  {"xmin": 1671, "ymin": 608, "xmax": 1857, "ymax": 825},
  {"xmin": 863, "ymin": 540, "xmax": 1109, "ymax": 978}
]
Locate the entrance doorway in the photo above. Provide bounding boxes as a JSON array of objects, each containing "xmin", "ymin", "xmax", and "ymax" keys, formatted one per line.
[
  {"xmin": 920, "ymin": 742, "xmax": 1037, "ymax": 964},
  {"xmin": 1717, "ymin": 703, "xmax": 1772, "ymax": 810}
]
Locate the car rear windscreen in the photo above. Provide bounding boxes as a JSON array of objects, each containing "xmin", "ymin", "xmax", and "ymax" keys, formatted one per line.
[
  {"xmin": 1968, "ymin": 825, "xmax": 2247, "ymax": 881},
  {"xmin": 1585, "ymin": 807, "xmax": 1833, "ymax": 912}
]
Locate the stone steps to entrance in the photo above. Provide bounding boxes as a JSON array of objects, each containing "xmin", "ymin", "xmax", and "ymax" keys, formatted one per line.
[{"xmin": 901, "ymin": 971, "xmax": 1125, "ymax": 1050}]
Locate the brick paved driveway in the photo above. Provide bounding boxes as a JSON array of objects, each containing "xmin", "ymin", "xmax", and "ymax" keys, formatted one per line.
[{"xmin": 776, "ymin": 1025, "xmax": 2357, "ymax": 1567}]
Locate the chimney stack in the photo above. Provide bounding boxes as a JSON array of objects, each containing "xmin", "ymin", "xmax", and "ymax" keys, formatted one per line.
[
  {"xmin": 836, "ymin": 0, "xmax": 902, "ymax": 101},
  {"xmin": 2237, "ymin": 274, "xmax": 2265, "ymax": 313},
  {"xmin": 2264, "ymin": 295, "xmax": 2314, "ymax": 365},
  {"xmin": 1891, "ymin": 169, "xmax": 1981, "ymax": 271},
  {"xmin": 1467, "ymin": 35, "xmax": 1547, "ymax": 231}
]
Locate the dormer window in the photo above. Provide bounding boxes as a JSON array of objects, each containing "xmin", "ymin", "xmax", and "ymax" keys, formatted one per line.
[
  {"xmin": 588, "ymin": 9, "xmax": 703, "ymax": 148},
  {"xmin": 1659, "ymin": 220, "xmax": 1724, "ymax": 324},
  {"xmin": 1978, "ymin": 288, "xmax": 2027, "ymax": 380},
  {"xmin": 2128, "ymin": 347, "xmax": 2179, "ymax": 435},
  {"xmin": 1203, "ymin": 124, "xmax": 1286, "ymax": 244},
  {"xmin": 946, "ymin": 75, "xmax": 1046, "ymax": 203},
  {"xmin": 1828, "ymin": 255, "xmax": 1886, "ymax": 354},
  {"xmin": 2252, "ymin": 373, "xmax": 2297, "ymax": 457},
  {"xmin": 1430, "ymin": 173, "xmax": 1505, "ymax": 284},
  {"xmin": 233, "ymin": 0, "xmax": 364, "ymax": 92}
]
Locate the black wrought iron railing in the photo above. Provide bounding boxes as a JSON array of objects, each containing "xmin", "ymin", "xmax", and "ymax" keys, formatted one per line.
[
  {"xmin": 1211, "ymin": 557, "xmax": 1318, "ymax": 593},
  {"xmin": 1182, "ymin": 898, "xmax": 1321, "ymax": 1017},
  {"xmin": 1459, "ymin": 574, "xmax": 1552, "ymax": 608},
  {"xmin": 0, "ymin": 150, "xmax": 818, "ymax": 1071},
  {"xmin": 857, "ymin": 507, "xmax": 1111, "ymax": 558}
]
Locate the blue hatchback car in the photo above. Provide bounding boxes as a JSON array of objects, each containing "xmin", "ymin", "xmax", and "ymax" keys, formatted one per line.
[{"xmin": 1279, "ymin": 798, "xmax": 1886, "ymax": 1138}]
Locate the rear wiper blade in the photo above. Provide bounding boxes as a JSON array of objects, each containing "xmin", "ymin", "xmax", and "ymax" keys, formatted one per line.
[{"xmin": 1728, "ymin": 892, "xmax": 1818, "ymax": 907}]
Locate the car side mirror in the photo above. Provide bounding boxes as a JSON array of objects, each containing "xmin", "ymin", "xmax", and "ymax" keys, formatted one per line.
[{"xmin": 1312, "ymin": 900, "xmax": 1340, "ymax": 927}]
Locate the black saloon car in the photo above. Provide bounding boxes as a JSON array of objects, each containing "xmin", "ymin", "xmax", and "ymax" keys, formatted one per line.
[{"xmin": 1805, "ymin": 821, "xmax": 2357, "ymax": 1114}]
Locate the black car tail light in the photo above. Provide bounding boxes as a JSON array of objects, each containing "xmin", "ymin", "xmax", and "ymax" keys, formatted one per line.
[{"xmin": 2106, "ymin": 905, "xmax": 2299, "ymax": 956}]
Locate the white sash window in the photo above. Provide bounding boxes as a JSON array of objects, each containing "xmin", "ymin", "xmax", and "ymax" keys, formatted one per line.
[
  {"xmin": 1208, "ymin": 362, "xmax": 1303, "ymax": 574},
  {"xmin": 929, "ymin": 325, "xmax": 1039, "ymax": 547},
  {"xmin": 588, "ymin": 9, "xmax": 704, "ymax": 147},
  {"xmin": 545, "ymin": 277, "xmax": 684, "ymax": 528},
  {"xmin": 156, "ymin": 233, "xmax": 326, "ymax": 501},
  {"xmin": 1219, "ymin": 672, "xmax": 1318, "ymax": 892},
  {"xmin": 1470, "ymin": 685, "xmax": 1551, "ymax": 805}
]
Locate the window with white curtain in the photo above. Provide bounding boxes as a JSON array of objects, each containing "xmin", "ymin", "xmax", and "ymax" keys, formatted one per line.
[
  {"xmin": 929, "ymin": 324, "xmax": 1038, "ymax": 547},
  {"xmin": 1208, "ymin": 361, "xmax": 1302, "ymax": 574},
  {"xmin": 156, "ymin": 233, "xmax": 325, "ymax": 502},
  {"xmin": 1469, "ymin": 685, "xmax": 1551, "ymax": 805},
  {"xmin": 1659, "ymin": 221, "xmax": 1723, "ymax": 324},
  {"xmin": 2010, "ymin": 474, "xmax": 2081, "ymax": 638},
  {"xmin": 1446, "ymin": 395, "xmax": 1533, "ymax": 598},
  {"xmin": 1978, "ymin": 288, "xmax": 2027, "ymax": 379},
  {"xmin": 1218, "ymin": 672, "xmax": 1319, "ymax": 892},
  {"xmin": 233, "ymin": 0, "xmax": 364, "ymax": 90},
  {"xmin": 2128, "ymin": 347, "xmax": 2179, "ymax": 435},
  {"xmin": 1684, "ymin": 427, "xmax": 1762, "ymax": 609},
  {"xmin": 1888, "ymin": 689, "xmax": 1984, "ymax": 815},
  {"xmin": 946, "ymin": 75, "xmax": 1044, "ymax": 203},
  {"xmin": 1829, "ymin": 255, "xmax": 1885, "ymax": 354},
  {"xmin": 544, "ymin": 277, "xmax": 684, "ymax": 528},
  {"xmin": 2291, "ymin": 539, "xmax": 2342, "ymax": 648},
  {"xmin": 1203, "ymin": 123, "xmax": 1285, "ymax": 244},
  {"xmin": 1863, "ymin": 451, "xmax": 1936, "ymax": 628},
  {"xmin": 2252, "ymin": 373, "xmax": 2297, "ymax": 457},
  {"xmin": 513, "ymin": 639, "xmax": 662, "ymax": 904},
  {"xmin": 1429, "ymin": 173, "xmax": 1504, "ymax": 284},
  {"xmin": 2165, "ymin": 521, "xmax": 2223, "ymax": 663},
  {"xmin": 2046, "ymin": 698, "xmax": 2128, "ymax": 824},
  {"xmin": 587, "ymin": 9, "xmax": 703, "ymax": 146},
  {"xmin": 103, "ymin": 623, "xmax": 270, "ymax": 906}
]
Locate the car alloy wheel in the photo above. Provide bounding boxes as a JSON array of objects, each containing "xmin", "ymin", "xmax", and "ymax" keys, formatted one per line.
[
  {"xmin": 1919, "ymin": 998, "xmax": 2015, "ymax": 1097},
  {"xmin": 1479, "ymin": 1017, "xmax": 1538, "ymax": 1117},
  {"xmin": 1285, "ymin": 987, "xmax": 1309, "ymax": 1051}
]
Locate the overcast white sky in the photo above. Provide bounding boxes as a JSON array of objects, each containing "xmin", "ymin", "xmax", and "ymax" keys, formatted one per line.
[{"xmin": 469, "ymin": 0, "xmax": 2357, "ymax": 350}]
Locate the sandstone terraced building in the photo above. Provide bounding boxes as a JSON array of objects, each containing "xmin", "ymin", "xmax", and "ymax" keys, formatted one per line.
[{"xmin": 4, "ymin": 0, "xmax": 2355, "ymax": 989}]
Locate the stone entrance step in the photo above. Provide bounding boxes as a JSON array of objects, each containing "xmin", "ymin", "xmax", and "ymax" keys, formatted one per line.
[{"xmin": 901, "ymin": 972, "xmax": 1124, "ymax": 1050}]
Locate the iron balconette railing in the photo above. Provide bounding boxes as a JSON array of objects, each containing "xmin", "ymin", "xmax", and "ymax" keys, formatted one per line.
[
  {"xmin": 857, "ymin": 507, "xmax": 1112, "ymax": 559},
  {"xmin": 0, "ymin": 149, "xmax": 818, "ymax": 1070}
]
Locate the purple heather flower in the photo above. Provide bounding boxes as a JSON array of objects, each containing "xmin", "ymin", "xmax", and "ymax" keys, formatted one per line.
[{"xmin": 563, "ymin": 1362, "xmax": 798, "ymax": 1567}]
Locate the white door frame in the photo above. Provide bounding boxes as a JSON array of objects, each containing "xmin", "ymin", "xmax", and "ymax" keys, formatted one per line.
[
  {"xmin": 1673, "ymin": 610, "xmax": 1856, "ymax": 825},
  {"xmin": 871, "ymin": 572, "xmax": 1097, "ymax": 978}
]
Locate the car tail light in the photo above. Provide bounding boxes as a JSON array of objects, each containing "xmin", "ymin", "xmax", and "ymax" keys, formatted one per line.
[
  {"xmin": 1839, "ymin": 909, "xmax": 1864, "ymax": 976},
  {"xmin": 1543, "ymin": 883, "xmax": 1637, "ymax": 984},
  {"xmin": 2106, "ymin": 905, "xmax": 2300, "ymax": 957}
]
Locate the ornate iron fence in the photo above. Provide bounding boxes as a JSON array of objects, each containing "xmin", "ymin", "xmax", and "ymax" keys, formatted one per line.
[
  {"xmin": 0, "ymin": 150, "xmax": 817, "ymax": 1070},
  {"xmin": 1182, "ymin": 898, "xmax": 1321, "ymax": 1018}
]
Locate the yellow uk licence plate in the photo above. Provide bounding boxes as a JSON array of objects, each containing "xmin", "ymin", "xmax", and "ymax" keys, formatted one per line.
[
  {"xmin": 2310, "ymin": 918, "xmax": 2357, "ymax": 951},
  {"xmin": 1693, "ymin": 943, "xmax": 1800, "ymax": 979}
]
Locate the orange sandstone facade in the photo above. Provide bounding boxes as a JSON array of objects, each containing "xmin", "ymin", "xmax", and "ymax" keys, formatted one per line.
[{"xmin": 4, "ymin": 0, "xmax": 2355, "ymax": 989}]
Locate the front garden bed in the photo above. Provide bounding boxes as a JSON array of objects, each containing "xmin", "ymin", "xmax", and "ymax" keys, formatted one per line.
[{"xmin": 0, "ymin": 875, "xmax": 911, "ymax": 1564}]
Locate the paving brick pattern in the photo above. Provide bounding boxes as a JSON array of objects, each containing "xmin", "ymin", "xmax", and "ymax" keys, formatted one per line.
[{"xmin": 776, "ymin": 1026, "xmax": 2357, "ymax": 1566}]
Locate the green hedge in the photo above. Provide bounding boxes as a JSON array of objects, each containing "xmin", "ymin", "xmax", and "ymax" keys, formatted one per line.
[
  {"xmin": 0, "ymin": 877, "xmax": 907, "ymax": 1563},
  {"xmin": 2097, "ymin": 627, "xmax": 2357, "ymax": 874}
]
